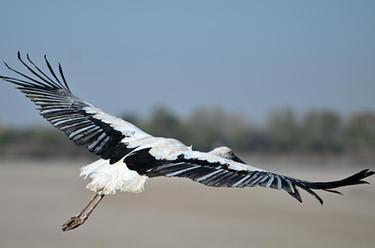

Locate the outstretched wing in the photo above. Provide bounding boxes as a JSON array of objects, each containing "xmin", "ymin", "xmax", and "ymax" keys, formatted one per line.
[
  {"xmin": 125, "ymin": 148, "xmax": 374, "ymax": 204},
  {"xmin": 0, "ymin": 52, "xmax": 150, "ymax": 163}
]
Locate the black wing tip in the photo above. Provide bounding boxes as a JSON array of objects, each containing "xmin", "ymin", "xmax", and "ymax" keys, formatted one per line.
[
  {"xmin": 295, "ymin": 168, "xmax": 374, "ymax": 205},
  {"xmin": 289, "ymin": 189, "xmax": 324, "ymax": 205},
  {"xmin": 364, "ymin": 169, "xmax": 375, "ymax": 178},
  {"xmin": 3, "ymin": 61, "xmax": 10, "ymax": 69},
  {"xmin": 324, "ymin": 189, "xmax": 343, "ymax": 195},
  {"xmin": 26, "ymin": 53, "xmax": 34, "ymax": 63},
  {"xmin": 358, "ymin": 180, "xmax": 370, "ymax": 185},
  {"xmin": 43, "ymin": 54, "xmax": 50, "ymax": 64},
  {"xmin": 317, "ymin": 195, "xmax": 324, "ymax": 205},
  {"xmin": 291, "ymin": 193, "xmax": 303, "ymax": 204},
  {"xmin": 348, "ymin": 169, "xmax": 374, "ymax": 185},
  {"xmin": 58, "ymin": 62, "xmax": 71, "ymax": 92},
  {"xmin": 288, "ymin": 185, "xmax": 303, "ymax": 203},
  {"xmin": 1, "ymin": 52, "xmax": 72, "ymax": 92},
  {"xmin": 17, "ymin": 51, "xmax": 27, "ymax": 64},
  {"xmin": 358, "ymin": 168, "xmax": 374, "ymax": 175}
]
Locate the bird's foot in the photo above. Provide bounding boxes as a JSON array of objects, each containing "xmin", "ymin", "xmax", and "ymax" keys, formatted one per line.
[{"xmin": 61, "ymin": 215, "xmax": 88, "ymax": 232}]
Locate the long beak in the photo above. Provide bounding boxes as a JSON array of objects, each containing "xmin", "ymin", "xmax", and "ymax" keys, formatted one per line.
[{"xmin": 232, "ymin": 154, "xmax": 246, "ymax": 164}]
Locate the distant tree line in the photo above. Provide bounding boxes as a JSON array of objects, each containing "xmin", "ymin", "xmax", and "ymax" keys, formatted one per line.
[{"xmin": 0, "ymin": 107, "xmax": 374, "ymax": 158}]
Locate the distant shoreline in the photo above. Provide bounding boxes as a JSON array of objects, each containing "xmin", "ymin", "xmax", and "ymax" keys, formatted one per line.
[{"xmin": 1, "ymin": 152, "xmax": 374, "ymax": 170}]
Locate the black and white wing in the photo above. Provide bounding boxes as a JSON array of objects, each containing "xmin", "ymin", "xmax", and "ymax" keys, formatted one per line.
[
  {"xmin": 0, "ymin": 52, "xmax": 150, "ymax": 163},
  {"xmin": 124, "ymin": 148, "xmax": 374, "ymax": 204}
]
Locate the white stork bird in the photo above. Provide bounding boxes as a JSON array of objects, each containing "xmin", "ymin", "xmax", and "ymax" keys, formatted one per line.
[{"xmin": 1, "ymin": 53, "xmax": 374, "ymax": 232}]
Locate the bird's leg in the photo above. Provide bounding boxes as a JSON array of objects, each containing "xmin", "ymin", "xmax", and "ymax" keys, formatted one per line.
[{"xmin": 61, "ymin": 193, "xmax": 105, "ymax": 232}]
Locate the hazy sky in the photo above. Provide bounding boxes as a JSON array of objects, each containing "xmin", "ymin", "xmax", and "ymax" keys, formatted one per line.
[{"xmin": 0, "ymin": 0, "xmax": 374, "ymax": 125}]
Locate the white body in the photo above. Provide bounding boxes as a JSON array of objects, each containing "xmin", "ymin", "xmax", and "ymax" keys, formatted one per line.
[
  {"xmin": 79, "ymin": 146, "xmax": 253, "ymax": 195},
  {"xmin": 80, "ymin": 159, "xmax": 147, "ymax": 195}
]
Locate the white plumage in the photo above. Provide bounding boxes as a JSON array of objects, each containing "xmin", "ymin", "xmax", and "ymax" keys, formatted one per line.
[
  {"xmin": 80, "ymin": 159, "xmax": 147, "ymax": 195},
  {"xmin": 1, "ymin": 52, "xmax": 373, "ymax": 232}
]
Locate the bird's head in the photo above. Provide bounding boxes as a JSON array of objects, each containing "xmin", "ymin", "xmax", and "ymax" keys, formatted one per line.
[{"xmin": 209, "ymin": 146, "xmax": 246, "ymax": 164}]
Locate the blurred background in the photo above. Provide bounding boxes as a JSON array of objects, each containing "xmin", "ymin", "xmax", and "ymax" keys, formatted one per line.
[{"xmin": 0, "ymin": 1, "xmax": 374, "ymax": 248}]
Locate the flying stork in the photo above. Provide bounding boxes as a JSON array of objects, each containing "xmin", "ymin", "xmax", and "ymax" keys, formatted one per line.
[{"xmin": 0, "ymin": 53, "xmax": 373, "ymax": 232}]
